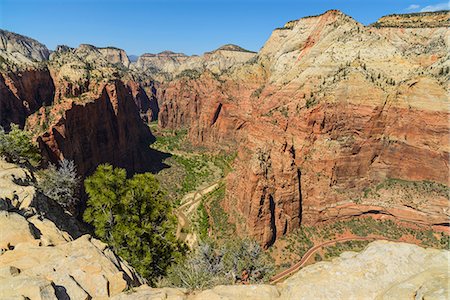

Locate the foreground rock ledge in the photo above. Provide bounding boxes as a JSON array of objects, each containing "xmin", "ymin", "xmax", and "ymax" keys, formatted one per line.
[
  {"xmin": 0, "ymin": 161, "xmax": 448, "ymax": 299},
  {"xmin": 0, "ymin": 160, "xmax": 145, "ymax": 300},
  {"xmin": 113, "ymin": 241, "xmax": 449, "ymax": 300}
]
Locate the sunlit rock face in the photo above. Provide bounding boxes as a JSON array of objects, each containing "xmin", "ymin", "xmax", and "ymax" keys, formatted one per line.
[
  {"xmin": 112, "ymin": 241, "xmax": 449, "ymax": 300},
  {"xmin": 155, "ymin": 10, "xmax": 449, "ymax": 246}
]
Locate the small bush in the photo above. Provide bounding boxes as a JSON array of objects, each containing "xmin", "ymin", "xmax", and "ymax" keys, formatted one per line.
[
  {"xmin": 166, "ymin": 238, "xmax": 274, "ymax": 290},
  {"xmin": 36, "ymin": 159, "xmax": 79, "ymax": 211},
  {"xmin": 0, "ymin": 124, "xmax": 41, "ymax": 167}
]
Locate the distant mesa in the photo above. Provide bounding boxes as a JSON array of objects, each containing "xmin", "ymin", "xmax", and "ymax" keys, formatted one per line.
[
  {"xmin": 141, "ymin": 51, "xmax": 188, "ymax": 58},
  {"xmin": 209, "ymin": 44, "xmax": 256, "ymax": 53}
]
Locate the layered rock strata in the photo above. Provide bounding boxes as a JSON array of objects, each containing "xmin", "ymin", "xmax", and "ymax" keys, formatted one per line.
[
  {"xmin": 0, "ymin": 35, "xmax": 161, "ymax": 177},
  {"xmin": 155, "ymin": 10, "xmax": 450, "ymax": 245}
]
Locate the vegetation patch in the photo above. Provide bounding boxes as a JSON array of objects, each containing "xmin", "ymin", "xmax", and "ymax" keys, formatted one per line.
[
  {"xmin": 194, "ymin": 200, "xmax": 210, "ymax": 241},
  {"xmin": 324, "ymin": 240, "xmax": 370, "ymax": 259},
  {"xmin": 151, "ymin": 126, "xmax": 235, "ymax": 205},
  {"xmin": 273, "ymin": 217, "xmax": 449, "ymax": 273},
  {"xmin": 204, "ymin": 184, "xmax": 236, "ymax": 239},
  {"xmin": 0, "ymin": 124, "xmax": 41, "ymax": 168},
  {"xmin": 164, "ymin": 238, "xmax": 274, "ymax": 290},
  {"xmin": 84, "ymin": 164, "xmax": 184, "ymax": 285},
  {"xmin": 375, "ymin": 178, "xmax": 449, "ymax": 197}
]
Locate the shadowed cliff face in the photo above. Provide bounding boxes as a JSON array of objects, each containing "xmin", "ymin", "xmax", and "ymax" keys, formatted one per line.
[
  {"xmin": 37, "ymin": 81, "xmax": 166, "ymax": 177},
  {"xmin": 0, "ymin": 69, "xmax": 55, "ymax": 130},
  {"xmin": 155, "ymin": 10, "xmax": 450, "ymax": 246},
  {"xmin": 0, "ymin": 39, "xmax": 165, "ymax": 179}
]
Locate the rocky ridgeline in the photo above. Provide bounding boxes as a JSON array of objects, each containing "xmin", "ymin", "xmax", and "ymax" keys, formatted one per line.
[
  {"xmin": 0, "ymin": 29, "xmax": 49, "ymax": 65},
  {"xmin": 371, "ymin": 10, "xmax": 450, "ymax": 28},
  {"xmin": 133, "ymin": 44, "xmax": 256, "ymax": 81},
  {"xmin": 155, "ymin": 9, "xmax": 450, "ymax": 246}
]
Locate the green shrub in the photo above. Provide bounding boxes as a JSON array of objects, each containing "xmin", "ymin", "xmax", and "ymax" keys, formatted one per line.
[
  {"xmin": 83, "ymin": 164, "xmax": 183, "ymax": 284},
  {"xmin": 0, "ymin": 124, "xmax": 41, "ymax": 167},
  {"xmin": 196, "ymin": 201, "xmax": 210, "ymax": 240}
]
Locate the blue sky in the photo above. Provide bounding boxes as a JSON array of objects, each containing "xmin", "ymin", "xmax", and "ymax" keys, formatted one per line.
[{"xmin": 0, "ymin": 0, "xmax": 448, "ymax": 56}]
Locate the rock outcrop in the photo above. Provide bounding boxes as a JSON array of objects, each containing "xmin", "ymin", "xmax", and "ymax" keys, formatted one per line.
[
  {"xmin": 0, "ymin": 160, "xmax": 145, "ymax": 299},
  {"xmin": 112, "ymin": 241, "xmax": 449, "ymax": 299},
  {"xmin": 0, "ymin": 29, "xmax": 161, "ymax": 177},
  {"xmin": 155, "ymin": 10, "xmax": 450, "ymax": 245},
  {"xmin": 371, "ymin": 10, "xmax": 450, "ymax": 28},
  {"xmin": 36, "ymin": 80, "xmax": 159, "ymax": 176},
  {"xmin": 133, "ymin": 45, "xmax": 256, "ymax": 81},
  {"xmin": 0, "ymin": 29, "xmax": 50, "ymax": 64}
]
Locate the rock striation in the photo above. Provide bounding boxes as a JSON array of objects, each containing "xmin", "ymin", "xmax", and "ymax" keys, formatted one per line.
[
  {"xmin": 155, "ymin": 10, "xmax": 450, "ymax": 246},
  {"xmin": 371, "ymin": 10, "xmax": 450, "ymax": 28},
  {"xmin": 133, "ymin": 45, "xmax": 256, "ymax": 81}
]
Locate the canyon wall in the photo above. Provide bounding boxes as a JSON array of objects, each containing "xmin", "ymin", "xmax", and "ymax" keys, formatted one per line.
[
  {"xmin": 156, "ymin": 10, "xmax": 450, "ymax": 246},
  {"xmin": 0, "ymin": 36, "xmax": 161, "ymax": 177},
  {"xmin": 0, "ymin": 69, "xmax": 54, "ymax": 129},
  {"xmin": 0, "ymin": 10, "xmax": 448, "ymax": 246},
  {"xmin": 37, "ymin": 81, "xmax": 160, "ymax": 176}
]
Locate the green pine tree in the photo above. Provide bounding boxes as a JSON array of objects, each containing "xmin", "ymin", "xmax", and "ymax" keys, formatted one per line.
[{"xmin": 84, "ymin": 164, "xmax": 183, "ymax": 284}]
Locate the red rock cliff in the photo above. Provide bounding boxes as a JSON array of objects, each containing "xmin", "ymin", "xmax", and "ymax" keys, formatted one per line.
[
  {"xmin": 37, "ymin": 81, "xmax": 159, "ymax": 177},
  {"xmin": 0, "ymin": 69, "xmax": 54, "ymax": 129},
  {"xmin": 157, "ymin": 10, "xmax": 450, "ymax": 246}
]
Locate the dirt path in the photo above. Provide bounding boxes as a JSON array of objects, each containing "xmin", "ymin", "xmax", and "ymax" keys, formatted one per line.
[
  {"xmin": 157, "ymin": 142, "xmax": 231, "ymax": 247},
  {"xmin": 269, "ymin": 236, "xmax": 396, "ymax": 284},
  {"xmin": 174, "ymin": 180, "xmax": 221, "ymax": 246}
]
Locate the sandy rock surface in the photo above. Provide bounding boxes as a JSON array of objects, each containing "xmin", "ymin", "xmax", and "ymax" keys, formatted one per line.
[{"xmin": 113, "ymin": 241, "xmax": 449, "ymax": 299}]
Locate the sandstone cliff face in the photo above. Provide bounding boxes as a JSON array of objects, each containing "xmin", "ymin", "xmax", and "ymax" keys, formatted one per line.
[
  {"xmin": 156, "ymin": 10, "xmax": 450, "ymax": 246},
  {"xmin": 36, "ymin": 81, "xmax": 158, "ymax": 177},
  {"xmin": 97, "ymin": 46, "xmax": 131, "ymax": 67},
  {"xmin": 0, "ymin": 29, "xmax": 50, "ymax": 63},
  {"xmin": 0, "ymin": 31, "xmax": 161, "ymax": 177},
  {"xmin": 47, "ymin": 43, "xmax": 157, "ymax": 120},
  {"xmin": 133, "ymin": 45, "xmax": 256, "ymax": 81},
  {"xmin": 0, "ymin": 30, "xmax": 55, "ymax": 130},
  {"xmin": 0, "ymin": 68, "xmax": 54, "ymax": 129}
]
